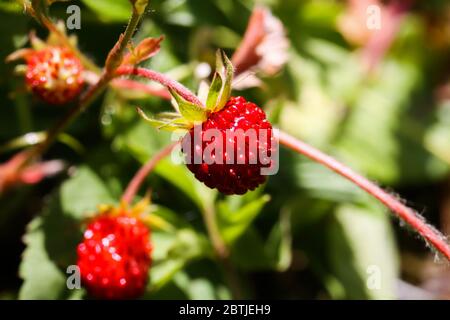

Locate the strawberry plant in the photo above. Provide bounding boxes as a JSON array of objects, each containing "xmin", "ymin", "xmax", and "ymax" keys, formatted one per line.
[{"xmin": 1, "ymin": 0, "xmax": 450, "ymax": 300}]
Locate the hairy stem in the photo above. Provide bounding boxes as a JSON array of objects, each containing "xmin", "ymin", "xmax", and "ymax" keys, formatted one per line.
[
  {"xmin": 222, "ymin": 256, "xmax": 244, "ymax": 299},
  {"xmin": 112, "ymin": 79, "xmax": 171, "ymax": 100},
  {"xmin": 116, "ymin": 66, "xmax": 204, "ymax": 106},
  {"xmin": 121, "ymin": 142, "xmax": 178, "ymax": 205},
  {"xmin": 278, "ymin": 130, "xmax": 450, "ymax": 261}
]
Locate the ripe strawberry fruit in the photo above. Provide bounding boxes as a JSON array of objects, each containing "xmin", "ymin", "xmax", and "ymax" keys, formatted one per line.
[
  {"xmin": 77, "ymin": 212, "xmax": 152, "ymax": 299},
  {"xmin": 183, "ymin": 96, "xmax": 273, "ymax": 194},
  {"xmin": 25, "ymin": 46, "xmax": 83, "ymax": 105},
  {"xmin": 137, "ymin": 50, "xmax": 276, "ymax": 195}
]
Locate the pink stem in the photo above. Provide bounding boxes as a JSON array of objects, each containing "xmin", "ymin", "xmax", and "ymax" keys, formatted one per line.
[
  {"xmin": 111, "ymin": 79, "xmax": 171, "ymax": 100},
  {"xmin": 115, "ymin": 66, "xmax": 203, "ymax": 106},
  {"xmin": 121, "ymin": 142, "xmax": 178, "ymax": 205},
  {"xmin": 278, "ymin": 130, "xmax": 450, "ymax": 261}
]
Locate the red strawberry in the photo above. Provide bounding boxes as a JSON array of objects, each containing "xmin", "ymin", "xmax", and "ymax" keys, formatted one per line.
[
  {"xmin": 77, "ymin": 212, "xmax": 152, "ymax": 299},
  {"xmin": 25, "ymin": 46, "xmax": 83, "ymax": 105},
  {"xmin": 137, "ymin": 50, "xmax": 276, "ymax": 195},
  {"xmin": 183, "ymin": 96, "xmax": 274, "ymax": 194}
]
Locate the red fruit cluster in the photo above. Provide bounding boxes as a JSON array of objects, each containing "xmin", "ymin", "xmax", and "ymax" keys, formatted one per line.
[
  {"xmin": 183, "ymin": 96, "xmax": 274, "ymax": 195},
  {"xmin": 25, "ymin": 46, "xmax": 83, "ymax": 105},
  {"xmin": 77, "ymin": 213, "xmax": 152, "ymax": 299}
]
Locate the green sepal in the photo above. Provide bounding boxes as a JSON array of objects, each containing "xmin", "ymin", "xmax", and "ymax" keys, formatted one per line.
[
  {"xmin": 46, "ymin": 20, "xmax": 68, "ymax": 46},
  {"xmin": 156, "ymin": 112, "xmax": 185, "ymax": 120},
  {"xmin": 144, "ymin": 213, "xmax": 176, "ymax": 232},
  {"xmin": 169, "ymin": 88, "xmax": 208, "ymax": 123},
  {"xmin": 213, "ymin": 50, "xmax": 234, "ymax": 112},
  {"xmin": 205, "ymin": 72, "xmax": 223, "ymax": 111},
  {"xmin": 29, "ymin": 31, "xmax": 46, "ymax": 50},
  {"xmin": 136, "ymin": 107, "xmax": 190, "ymax": 131}
]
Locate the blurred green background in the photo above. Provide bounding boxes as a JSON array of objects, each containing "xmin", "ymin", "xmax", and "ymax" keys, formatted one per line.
[{"xmin": 1, "ymin": 0, "xmax": 450, "ymax": 299}]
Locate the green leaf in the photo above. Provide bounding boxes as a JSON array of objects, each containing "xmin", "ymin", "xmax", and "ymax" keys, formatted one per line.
[
  {"xmin": 150, "ymin": 258, "xmax": 187, "ymax": 291},
  {"xmin": 169, "ymin": 88, "xmax": 207, "ymax": 123},
  {"xmin": 19, "ymin": 165, "xmax": 116, "ymax": 299},
  {"xmin": 0, "ymin": 2, "xmax": 22, "ymax": 13},
  {"xmin": 149, "ymin": 227, "xmax": 200, "ymax": 293},
  {"xmin": 81, "ymin": 0, "xmax": 132, "ymax": 23},
  {"xmin": 154, "ymin": 159, "xmax": 217, "ymax": 211},
  {"xmin": 229, "ymin": 228, "xmax": 272, "ymax": 270},
  {"xmin": 326, "ymin": 203, "xmax": 399, "ymax": 299},
  {"xmin": 230, "ymin": 212, "xmax": 292, "ymax": 272},
  {"xmin": 137, "ymin": 107, "xmax": 190, "ymax": 131},
  {"xmin": 149, "ymin": 229, "xmax": 210, "ymax": 291},
  {"xmin": 172, "ymin": 271, "xmax": 231, "ymax": 300},
  {"xmin": 19, "ymin": 217, "xmax": 68, "ymax": 300},
  {"xmin": 217, "ymin": 194, "xmax": 270, "ymax": 245},
  {"xmin": 425, "ymin": 101, "xmax": 450, "ymax": 166},
  {"xmin": 151, "ymin": 205, "xmax": 191, "ymax": 230},
  {"xmin": 168, "ymin": 229, "xmax": 211, "ymax": 260},
  {"xmin": 61, "ymin": 166, "xmax": 114, "ymax": 220},
  {"xmin": 112, "ymin": 117, "xmax": 171, "ymax": 160},
  {"xmin": 292, "ymin": 159, "xmax": 367, "ymax": 203},
  {"xmin": 334, "ymin": 60, "xmax": 447, "ymax": 184},
  {"xmin": 265, "ymin": 209, "xmax": 292, "ymax": 271},
  {"xmin": 205, "ymin": 72, "xmax": 223, "ymax": 111}
]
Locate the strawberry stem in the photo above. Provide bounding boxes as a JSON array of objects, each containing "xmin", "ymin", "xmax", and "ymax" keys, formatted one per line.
[
  {"xmin": 201, "ymin": 203, "xmax": 243, "ymax": 299},
  {"xmin": 121, "ymin": 142, "xmax": 178, "ymax": 205},
  {"xmin": 121, "ymin": 141, "xmax": 242, "ymax": 298},
  {"xmin": 278, "ymin": 130, "xmax": 450, "ymax": 261},
  {"xmin": 111, "ymin": 79, "xmax": 171, "ymax": 100},
  {"xmin": 115, "ymin": 66, "xmax": 204, "ymax": 106}
]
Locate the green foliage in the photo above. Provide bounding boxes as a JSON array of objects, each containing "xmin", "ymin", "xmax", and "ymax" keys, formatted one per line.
[
  {"xmin": 217, "ymin": 194, "xmax": 270, "ymax": 245},
  {"xmin": 326, "ymin": 203, "xmax": 398, "ymax": 299},
  {"xmin": 19, "ymin": 217, "xmax": 72, "ymax": 299},
  {"xmin": 1, "ymin": 0, "xmax": 449, "ymax": 300},
  {"xmin": 81, "ymin": 0, "xmax": 132, "ymax": 22}
]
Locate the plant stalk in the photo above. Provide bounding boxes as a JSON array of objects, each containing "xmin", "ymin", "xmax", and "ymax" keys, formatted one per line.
[
  {"xmin": 278, "ymin": 130, "xmax": 450, "ymax": 261},
  {"xmin": 115, "ymin": 66, "xmax": 204, "ymax": 106},
  {"xmin": 201, "ymin": 203, "xmax": 244, "ymax": 299},
  {"xmin": 121, "ymin": 142, "xmax": 178, "ymax": 205}
]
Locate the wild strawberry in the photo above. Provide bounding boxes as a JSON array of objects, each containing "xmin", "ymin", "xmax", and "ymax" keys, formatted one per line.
[
  {"xmin": 183, "ymin": 96, "xmax": 273, "ymax": 194},
  {"xmin": 24, "ymin": 46, "xmax": 84, "ymax": 105},
  {"xmin": 77, "ymin": 210, "xmax": 152, "ymax": 299},
  {"xmin": 137, "ymin": 50, "xmax": 276, "ymax": 195}
]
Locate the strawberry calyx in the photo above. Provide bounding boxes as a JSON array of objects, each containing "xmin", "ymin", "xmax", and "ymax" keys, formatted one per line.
[
  {"xmin": 92, "ymin": 195, "xmax": 175, "ymax": 233},
  {"xmin": 137, "ymin": 50, "xmax": 234, "ymax": 131}
]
